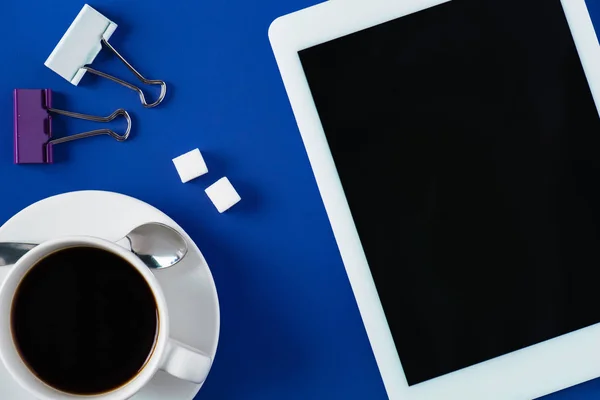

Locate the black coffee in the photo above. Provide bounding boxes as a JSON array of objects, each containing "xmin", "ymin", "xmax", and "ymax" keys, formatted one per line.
[{"xmin": 11, "ymin": 246, "xmax": 158, "ymax": 395}]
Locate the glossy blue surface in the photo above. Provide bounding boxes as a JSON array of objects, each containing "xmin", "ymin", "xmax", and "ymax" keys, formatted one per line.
[{"xmin": 0, "ymin": 0, "xmax": 599, "ymax": 399}]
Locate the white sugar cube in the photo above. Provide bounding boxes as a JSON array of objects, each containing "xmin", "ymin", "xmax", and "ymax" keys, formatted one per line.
[
  {"xmin": 205, "ymin": 177, "xmax": 241, "ymax": 213},
  {"xmin": 172, "ymin": 149, "xmax": 208, "ymax": 183}
]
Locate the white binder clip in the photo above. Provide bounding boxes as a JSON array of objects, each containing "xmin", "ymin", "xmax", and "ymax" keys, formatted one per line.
[{"xmin": 44, "ymin": 4, "xmax": 166, "ymax": 108}]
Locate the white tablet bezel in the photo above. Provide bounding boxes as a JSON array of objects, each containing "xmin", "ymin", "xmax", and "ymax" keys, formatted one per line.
[{"xmin": 269, "ymin": 0, "xmax": 600, "ymax": 399}]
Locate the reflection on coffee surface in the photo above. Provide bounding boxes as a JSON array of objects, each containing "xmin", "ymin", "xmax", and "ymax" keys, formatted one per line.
[{"xmin": 11, "ymin": 246, "xmax": 158, "ymax": 395}]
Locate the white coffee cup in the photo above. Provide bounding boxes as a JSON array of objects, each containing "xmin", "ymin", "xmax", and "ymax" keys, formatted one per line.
[{"xmin": 0, "ymin": 236, "xmax": 213, "ymax": 400}]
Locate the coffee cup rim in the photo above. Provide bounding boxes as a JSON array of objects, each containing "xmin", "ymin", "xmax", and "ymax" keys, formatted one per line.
[{"xmin": 0, "ymin": 235, "xmax": 171, "ymax": 400}]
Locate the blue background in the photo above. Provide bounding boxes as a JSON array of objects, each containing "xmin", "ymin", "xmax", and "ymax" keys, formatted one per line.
[{"xmin": 1, "ymin": 0, "xmax": 600, "ymax": 399}]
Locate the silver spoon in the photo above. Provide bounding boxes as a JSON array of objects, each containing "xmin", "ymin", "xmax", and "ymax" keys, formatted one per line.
[{"xmin": 0, "ymin": 222, "xmax": 188, "ymax": 269}]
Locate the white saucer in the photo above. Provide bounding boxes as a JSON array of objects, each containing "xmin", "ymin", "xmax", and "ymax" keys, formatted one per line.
[{"xmin": 0, "ymin": 191, "xmax": 220, "ymax": 400}]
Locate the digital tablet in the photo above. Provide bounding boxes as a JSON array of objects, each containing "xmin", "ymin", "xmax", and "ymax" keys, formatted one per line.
[{"xmin": 269, "ymin": 0, "xmax": 600, "ymax": 399}]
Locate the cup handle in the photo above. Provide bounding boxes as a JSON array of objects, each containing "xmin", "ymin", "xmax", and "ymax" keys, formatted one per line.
[{"xmin": 160, "ymin": 338, "xmax": 212, "ymax": 384}]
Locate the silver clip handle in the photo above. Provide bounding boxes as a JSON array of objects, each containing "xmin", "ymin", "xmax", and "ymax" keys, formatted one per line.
[
  {"xmin": 47, "ymin": 108, "xmax": 132, "ymax": 145},
  {"xmin": 83, "ymin": 39, "xmax": 167, "ymax": 108}
]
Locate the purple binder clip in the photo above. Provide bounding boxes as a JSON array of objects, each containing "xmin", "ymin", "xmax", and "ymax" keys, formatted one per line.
[
  {"xmin": 13, "ymin": 89, "xmax": 132, "ymax": 164},
  {"xmin": 13, "ymin": 89, "xmax": 53, "ymax": 164}
]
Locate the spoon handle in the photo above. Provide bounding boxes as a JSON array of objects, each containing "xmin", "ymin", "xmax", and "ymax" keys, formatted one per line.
[{"xmin": 0, "ymin": 243, "xmax": 37, "ymax": 267}]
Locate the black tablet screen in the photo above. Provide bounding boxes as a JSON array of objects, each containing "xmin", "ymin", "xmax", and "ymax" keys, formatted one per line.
[{"xmin": 298, "ymin": 0, "xmax": 600, "ymax": 386}]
